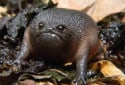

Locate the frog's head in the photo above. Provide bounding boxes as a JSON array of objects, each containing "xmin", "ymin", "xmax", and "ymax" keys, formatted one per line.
[{"xmin": 30, "ymin": 8, "xmax": 88, "ymax": 44}]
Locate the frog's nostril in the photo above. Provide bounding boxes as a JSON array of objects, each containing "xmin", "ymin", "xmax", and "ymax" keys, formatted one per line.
[{"xmin": 47, "ymin": 28, "xmax": 53, "ymax": 33}]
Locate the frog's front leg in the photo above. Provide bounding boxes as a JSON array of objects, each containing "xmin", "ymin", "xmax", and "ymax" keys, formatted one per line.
[
  {"xmin": 74, "ymin": 41, "xmax": 89, "ymax": 85},
  {"xmin": 75, "ymin": 52, "xmax": 88, "ymax": 85},
  {"xmin": 13, "ymin": 29, "xmax": 31, "ymax": 72}
]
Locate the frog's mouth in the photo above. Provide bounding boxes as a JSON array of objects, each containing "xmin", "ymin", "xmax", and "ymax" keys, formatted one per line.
[
  {"xmin": 39, "ymin": 33, "xmax": 64, "ymax": 48},
  {"xmin": 42, "ymin": 32, "xmax": 64, "ymax": 41}
]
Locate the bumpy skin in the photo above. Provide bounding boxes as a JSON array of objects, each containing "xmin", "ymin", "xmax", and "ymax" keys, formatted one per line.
[{"xmin": 14, "ymin": 8, "xmax": 99, "ymax": 85}]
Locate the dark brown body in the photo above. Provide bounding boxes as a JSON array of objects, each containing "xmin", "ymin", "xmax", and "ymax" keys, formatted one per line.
[{"xmin": 15, "ymin": 8, "xmax": 99, "ymax": 85}]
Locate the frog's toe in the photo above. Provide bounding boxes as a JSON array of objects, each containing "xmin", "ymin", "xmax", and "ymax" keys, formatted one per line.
[{"xmin": 75, "ymin": 76, "xmax": 86, "ymax": 85}]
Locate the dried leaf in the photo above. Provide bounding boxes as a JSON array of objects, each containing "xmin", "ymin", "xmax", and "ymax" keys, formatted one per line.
[
  {"xmin": 52, "ymin": 0, "xmax": 96, "ymax": 10},
  {"xmin": 112, "ymin": 76, "xmax": 125, "ymax": 85},
  {"xmin": 52, "ymin": 0, "xmax": 125, "ymax": 22},
  {"xmin": 87, "ymin": 75, "xmax": 125, "ymax": 85},
  {"xmin": 90, "ymin": 60, "xmax": 125, "ymax": 77},
  {"xmin": 18, "ymin": 79, "xmax": 36, "ymax": 85},
  {"xmin": 0, "ymin": 6, "xmax": 7, "ymax": 18},
  {"xmin": 87, "ymin": 0, "xmax": 125, "ymax": 22}
]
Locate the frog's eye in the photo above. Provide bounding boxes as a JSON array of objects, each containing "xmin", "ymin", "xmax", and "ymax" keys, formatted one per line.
[
  {"xmin": 39, "ymin": 22, "xmax": 44, "ymax": 28},
  {"xmin": 56, "ymin": 25, "xmax": 67, "ymax": 32},
  {"xmin": 0, "ymin": 59, "xmax": 3, "ymax": 64}
]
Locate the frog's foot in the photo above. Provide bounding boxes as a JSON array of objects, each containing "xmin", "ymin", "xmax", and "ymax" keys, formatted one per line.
[
  {"xmin": 74, "ymin": 75, "xmax": 86, "ymax": 85},
  {"xmin": 12, "ymin": 60, "xmax": 21, "ymax": 72}
]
